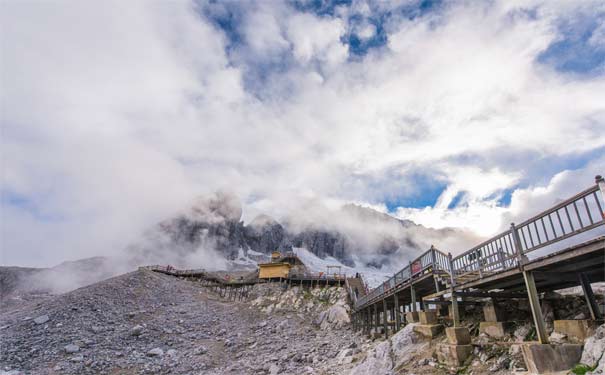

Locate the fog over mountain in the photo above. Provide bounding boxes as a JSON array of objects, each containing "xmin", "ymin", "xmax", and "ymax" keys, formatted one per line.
[
  {"xmin": 128, "ymin": 191, "xmax": 480, "ymax": 271},
  {"xmin": 1, "ymin": 191, "xmax": 481, "ymax": 297}
]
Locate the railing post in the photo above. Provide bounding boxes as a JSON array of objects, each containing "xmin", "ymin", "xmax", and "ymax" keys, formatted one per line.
[
  {"xmin": 430, "ymin": 245, "xmax": 437, "ymax": 269},
  {"xmin": 447, "ymin": 252, "xmax": 456, "ymax": 288},
  {"xmin": 475, "ymin": 250, "xmax": 483, "ymax": 278},
  {"xmin": 597, "ymin": 175, "xmax": 605, "ymax": 219},
  {"xmin": 510, "ymin": 223, "xmax": 526, "ymax": 268},
  {"xmin": 497, "ymin": 247, "xmax": 506, "ymax": 270}
]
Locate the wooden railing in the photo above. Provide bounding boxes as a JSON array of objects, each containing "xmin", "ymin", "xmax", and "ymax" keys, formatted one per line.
[{"xmin": 355, "ymin": 176, "xmax": 605, "ymax": 310}]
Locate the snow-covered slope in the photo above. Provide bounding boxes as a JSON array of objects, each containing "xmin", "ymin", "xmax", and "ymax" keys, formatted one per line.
[{"xmin": 292, "ymin": 247, "xmax": 392, "ymax": 288}]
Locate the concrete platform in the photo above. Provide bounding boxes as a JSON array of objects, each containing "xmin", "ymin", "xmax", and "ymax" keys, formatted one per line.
[
  {"xmin": 479, "ymin": 321, "xmax": 513, "ymax": 338},
  {"xmin": 405, "ymin": 311, "xmax": 419, "ymax": 323},
  {"xmin": 413, "ymin": 324, "xmax": 444, "ymax": 338},
  {"xmin": 446, "ymin": 327, "xmax": 471, "ymax": 345},
  {"xmin": 483, "ymin": 301, "xmax": 505, "ymax": 322},
  {"xmin": 436, "ymin": 343, "xmax": 473, "ymax": 366},
  {"xmin": 521, "ymin": 343, "xmax": 583, "ymax": 374},
  {"xmin": 419, "ymin": 311, "xmax": 438, "ymax": 325},
  {"xmin": 553, "ymin": 320, "xmax": 597, "ymax": 343}
]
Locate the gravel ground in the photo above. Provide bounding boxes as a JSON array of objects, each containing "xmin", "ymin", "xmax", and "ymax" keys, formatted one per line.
[{"xmin": 0, "ymin": 269, "xmax": 356, "ymax": 375}]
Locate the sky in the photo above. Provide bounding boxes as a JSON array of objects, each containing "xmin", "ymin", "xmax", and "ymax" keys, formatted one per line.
[{"xmin": 1, "ymin": 0, "xmax": 605, "ymax": 267}]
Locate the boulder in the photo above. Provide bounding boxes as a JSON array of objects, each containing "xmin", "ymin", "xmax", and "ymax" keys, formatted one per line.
[
  {"xmin": 64, "ymin": 344, "xmax": 80, "ymax": 353},
  {"xmin": 147, "ymin": 348, "xmax": 164, "ymax": 357},
  {"xmin": 348, "ymin": 340, "xmax": 393, "ymax": 375},
  {"xmin": 33, "ymin": 315, "xmax": 49, "ymax": 325},
  {"xmin": 580, "ymin": 324, "xmax": 605, "ymax": 373}
]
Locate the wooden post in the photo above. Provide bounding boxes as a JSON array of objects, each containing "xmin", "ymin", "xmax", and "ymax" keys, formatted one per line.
[
  {"xmin": 475, "ymin": 250, "xmax": 483, "ymax": 278},
  {"xmin": 394, "ymin": 293, "xmax": 401, "ymax": 332},
  {"xmin": 448, "ymin": 252, "xmax": 460, "ymax": 327},
  {"xmin": 382, "ymin": 299, "xmax": 388, "ymax": 338},
  {"xmin": 411, "ymin": 284, "xmax": 417, "ymax": 312},
  {"xmin": 511, "ymin": 223, "xmax": 526, "ymax": 267},
  {"xmin": 596, "ymin": 176, "xmax": 605, "ymax": 217},
  {"xmin": 579, "ymin": 273, "xmax": 602, "ymax": 320},
  {"xmin": 497, "ymin": 248, "xmax": 507, "ymax": 270},
  {"xmin": 523, "ymin": 270, "xmax": 549, "ymax": 344},
  {"xmin": 374, "ymin": 304, "xmax": 379, "ymax": 335}
]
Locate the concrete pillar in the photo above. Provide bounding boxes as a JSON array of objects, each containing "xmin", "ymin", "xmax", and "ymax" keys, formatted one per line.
[{"xmin": 483, "ymin": 299, "xmax": 505, "ymax": 322}]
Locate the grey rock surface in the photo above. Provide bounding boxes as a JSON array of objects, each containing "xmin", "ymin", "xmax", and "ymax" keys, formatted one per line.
[{"xmin": 0, "ymin": 269, "xmax": 356, "ymax": 375}]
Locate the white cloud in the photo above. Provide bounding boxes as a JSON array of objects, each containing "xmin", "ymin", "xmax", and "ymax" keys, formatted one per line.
[
  {"xmin": 285, "ymin": 13, "xmax": 349, "ymax": 67},
  {"xmin": 1, "ymin": 0, "xmax": 604, "ymax": 267}
]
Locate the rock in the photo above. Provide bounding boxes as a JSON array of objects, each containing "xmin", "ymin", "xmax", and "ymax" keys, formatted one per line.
[
  {"xmin": 549, "ymin": 331, "xmax": 567, "ymax": 344},
  {"xmin": 269, "ymin": 363, "xmax": 280, "ymax": 374},
  {"xmin": 33, "ymin": 315, "xmax": 49, "ymax": 325},
  {"xmin": 70, "ymin": 355, "xmax": 84, "ymax": 362},
  {"xmin": 417, "ymin": 358, "xmax": 429, "ymax": 366},
  {"xmin": 513, "ymin": 324, "xmax": 530, "ymax": 342},
  {"xmin": 131, "ymin": 325, "xmax": 144, "ymax": 336},
  {"xmin": 64, "ymin": 344, "xmax": 80, "ymax": 353},
  {"xmin": 166, "ymin": 349, "xmax": 178, "ymax": 357},
  {"xmin": 349, "ymin": 340, "xmax": 393, "ymax": 375},
  {"xmin": 509, "ymin": 344, "xmax": 521, "ymax": 356},
  {"xmin": 326, "ymin": 305, "xmax": 350, "ymax": 327},
  {"xmin": 194, "ymin": 346, "xmax": 208, "ymax": 355},
  {"xmin": 580, "ymin": 324, "xmax": 605, "ymax": 373},
  {"xmin": 147, "ymin": 348, "xmax": 164, "ymax": 357},
  {"xmin": 574, "ymin": 312, "xmax": 586, "ymax": 320}
]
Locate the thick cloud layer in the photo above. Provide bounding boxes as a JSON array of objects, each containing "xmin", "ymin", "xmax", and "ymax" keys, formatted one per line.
[{"xmin": 1, "ymin": 0, "xmax": 604, "ymax": 267}]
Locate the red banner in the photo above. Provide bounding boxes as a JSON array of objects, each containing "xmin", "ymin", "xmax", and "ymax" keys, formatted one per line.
[{"xmin": 411, "ymin": 260, "xmax": 422, "ymax": 275}]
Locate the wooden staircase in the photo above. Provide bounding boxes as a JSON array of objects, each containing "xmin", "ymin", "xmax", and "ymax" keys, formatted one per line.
[{"xmin": 346, "ymin": 276, "xmax": 368, "ymax": 304}]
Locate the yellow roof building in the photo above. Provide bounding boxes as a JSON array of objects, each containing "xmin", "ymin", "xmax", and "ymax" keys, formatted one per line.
[{"xmin": 258, "ymin": 262, "xmax": 291, "ymax": 279}]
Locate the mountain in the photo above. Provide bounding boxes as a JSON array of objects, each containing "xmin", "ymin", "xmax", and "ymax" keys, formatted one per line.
[{"xmin": 126, "ymin": 192, "xmax": 481, "ymax": 273}]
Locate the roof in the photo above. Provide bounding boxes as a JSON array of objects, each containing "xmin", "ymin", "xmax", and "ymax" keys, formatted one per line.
[{"xmin": 258, "ymin": 262, "xmax": 292, "ymax": 268}]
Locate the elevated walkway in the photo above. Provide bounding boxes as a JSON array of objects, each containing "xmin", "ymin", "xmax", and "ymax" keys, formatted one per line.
[{"xmin": 351, "ymin": 176, "xmax": 605, "ymax": 348}]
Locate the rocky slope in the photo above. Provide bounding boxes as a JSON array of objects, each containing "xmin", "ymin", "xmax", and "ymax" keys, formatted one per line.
[
  {"xmin": 0, "ymin": 269, "xmax": 357, "ymax": 375},
  {"xmin": 0, "ymin": 257, "xmax": 131, "ymax": 309},
  {"xmin": 2, "ymin": 266, "xmax": 604, "ymax": 375}
]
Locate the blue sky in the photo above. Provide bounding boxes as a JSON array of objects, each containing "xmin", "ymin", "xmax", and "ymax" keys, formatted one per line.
[{"xmin": 2, "ymin": 0, "xmax": 605, "ymax": 265}]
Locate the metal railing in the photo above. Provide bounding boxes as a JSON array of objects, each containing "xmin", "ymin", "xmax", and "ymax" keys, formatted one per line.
[{"xmin": 354, "ymin": 177, "xmax": 605, "ymax": 310}]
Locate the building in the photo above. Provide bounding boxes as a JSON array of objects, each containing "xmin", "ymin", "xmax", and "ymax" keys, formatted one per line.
[{"xmin": 258, "ymin": 252, "xmax": 307, "ymax": 280}]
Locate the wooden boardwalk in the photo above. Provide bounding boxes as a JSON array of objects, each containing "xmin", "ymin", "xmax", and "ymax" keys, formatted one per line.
[
  {"xmin": 351, "ymin": 175, "xmax": 605, "ymax": 344},
  {"xmin": 144, "ymin": 265, "xmax": 364, "ymax": 302}
]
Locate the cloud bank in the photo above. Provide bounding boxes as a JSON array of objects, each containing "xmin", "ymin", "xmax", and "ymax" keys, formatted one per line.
[{"xmin": 1, "ymin": 0, "xmax": 604, "ymax": 266}]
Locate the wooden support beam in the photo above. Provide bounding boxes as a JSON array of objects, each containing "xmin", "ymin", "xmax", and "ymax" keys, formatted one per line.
[
  {"xmin": 455, "ymin": 291, "xmax": 529, "ymax": 299},
  {"xmin": 523, "ymin": 270, "xmax": 549, "ymax": 344},
  {"xmin": 434, "ymin": 275, "xmax": 441, "ymax": 293},
  {"xmin": 374, "ymin": 304, "xmax": 379, "ymax": 334},
  {"xmin": 423, "ymin": 299, "xmax": 479, "ymax": 306},
  {"xmin": 451, "ymin": 295, "xmax": 460, "ymax": 327},
  {"xmin": 382, "ymin": 299, "xmax": 388, "ymax": 338},
  {"xmin": 394, "ymin": 294, "xmax": 401, "ymax": 332},
  {"xmin": 579, "ymin": 272, "xmax": 602, "ymax": 320},
  {"xmin": 411, "ymin": 285, "xmax": 417, "ymax": 312}
]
